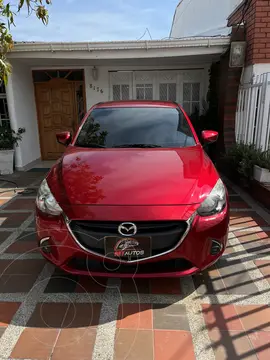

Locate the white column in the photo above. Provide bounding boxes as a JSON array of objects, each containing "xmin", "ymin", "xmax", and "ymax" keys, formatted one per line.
[{"xmin": 5, "ymin": 73, "xmax": 23, "ymax": 168}]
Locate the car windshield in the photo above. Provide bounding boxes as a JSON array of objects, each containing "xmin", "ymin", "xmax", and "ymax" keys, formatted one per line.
[{"xmin": 75, "ymin": 107, "xmax": 196, "ymax": 148}]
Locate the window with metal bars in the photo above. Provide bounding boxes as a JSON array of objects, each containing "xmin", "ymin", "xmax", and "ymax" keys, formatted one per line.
[
  {"xmin": 159, "ymin": 83, "xmax": 176, "ymax": 102},
  {"xmin": 183, "ymin": 83, "xmax": 200, "ymax": 115},
  {"xmin": 136, "ymin": 84, "xmax": 153, "ymax": 100},
  {"xmin": 0, "ymin": 83, "xmax": 10, "ymax": 128},
  {"xmin": 112, "ymin": 84, "xmax": 130, "ymax": 101}
]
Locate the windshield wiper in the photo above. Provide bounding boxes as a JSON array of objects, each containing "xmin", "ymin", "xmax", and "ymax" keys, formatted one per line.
[{"xmin": 113, "ymin": 144, "xmax": 162, "ymax": 148}]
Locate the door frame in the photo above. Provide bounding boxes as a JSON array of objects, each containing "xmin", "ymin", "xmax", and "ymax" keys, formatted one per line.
[{"xmin": 33, "ymin": 69, "xmax": 86, "ymax": 160}]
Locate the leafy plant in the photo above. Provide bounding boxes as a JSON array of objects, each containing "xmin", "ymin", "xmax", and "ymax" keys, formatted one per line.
[
  {"xmin": 0, "ymin": 0, "xmax": 51, "ymax": 84},
  {"xmin": 223, "ymin": 143, "xmax": 270, "ymax": 180},
  {"xmin": 0, "ymin": 126, "xmax": 25, "ymax": 149}
]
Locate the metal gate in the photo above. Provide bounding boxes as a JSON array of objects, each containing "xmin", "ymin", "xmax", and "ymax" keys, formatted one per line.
[{"xmin": 235, "ymin": 72, "xmax": 270, "ymax": 151}]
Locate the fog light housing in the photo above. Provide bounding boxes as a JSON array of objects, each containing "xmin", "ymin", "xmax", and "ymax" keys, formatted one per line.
[
  {"xmin": 40, "ymin": 237, "xmax": 52, "ymax": 254},
  {"xmin": 210, "ymin": 240, "xmax": 223, "ymax": 255}
]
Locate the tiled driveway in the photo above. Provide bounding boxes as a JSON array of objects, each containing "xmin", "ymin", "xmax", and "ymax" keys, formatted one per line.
[{"xmin": 0, "ymin": 170, "xmax": 269, "ymax": 360}]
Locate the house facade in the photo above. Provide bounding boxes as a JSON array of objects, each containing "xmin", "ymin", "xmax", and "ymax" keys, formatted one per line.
[
  {"xmin": 227, "ymin": 0, "xmax": 270, "ymax": 151},
  {"xmin": 5, "ymin": 38, "xmax": 229, "ymax": 169},
  {"xmin": 3, "ymin": 0, "xmax": 270, "ymax": 171}
]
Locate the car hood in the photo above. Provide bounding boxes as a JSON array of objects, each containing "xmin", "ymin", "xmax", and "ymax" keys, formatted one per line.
[{"xmin": 47, "ymin": 145, "xmax": 219, "ymax": 206}]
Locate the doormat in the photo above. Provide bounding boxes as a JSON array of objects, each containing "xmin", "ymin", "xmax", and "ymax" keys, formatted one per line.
[{"xmin": 27, "ymin": 168, "xmax": 51, "ymax": 172}]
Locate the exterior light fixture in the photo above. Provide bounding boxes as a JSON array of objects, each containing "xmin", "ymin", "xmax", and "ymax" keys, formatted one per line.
[
  {"xmin": 229, "ymin": 41, "xmax": 246, "ymax": 68},
  {"xmin": 92, "ymin": 66, "xmax": 99, "ymax": 81}
]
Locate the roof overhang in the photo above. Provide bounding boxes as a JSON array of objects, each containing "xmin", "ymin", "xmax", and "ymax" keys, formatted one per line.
[{"xmin": 9, "ymin": 37, "xmax": 230, "ymax": 61}]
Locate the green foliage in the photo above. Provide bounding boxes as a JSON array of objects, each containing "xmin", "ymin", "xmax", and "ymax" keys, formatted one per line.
[
  {"xmin": 223, "ymin": 143, "xmax": 270, "ymax": 180},
  {"xmin": 189, "ymin": 63, "xmax": 219, "ymax": 136},
  {"xmin": 0, "ymin": 0, "xmax": 51, "ymax": 84},
  {"xmin": 0, "ymin": 126, "xmax": 25, "ymax": 149},
  {"xmin": 78, "ymin": 122, "xmax": 108, "ymax": 147}
]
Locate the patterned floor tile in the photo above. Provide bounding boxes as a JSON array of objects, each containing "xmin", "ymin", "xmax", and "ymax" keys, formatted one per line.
[
  {"xmin": 75, "ymin": 276, "xmax": 107, "ymax": 293},
  {"xmin": 193, "ymin": 270, "xmax": 227, "ymax": 296},
  {"xmin": 201, "ymin": 304, "xmax": 243, "ymax": 331},
  {"xmin": 255, "ymin": 260, "xmax": 270, "ymax": 283},
  {"xmin": 248, "ymin": 331, "xmax": 270, "ymax": 360},
  {"xmin": 0, "ymin": 173, "xmax": 269, "ymax": 360},
  {"xmin": 257, "ymin": 231, "xmax": 270, "ymax": 240},
  {"xmin": 62, "ymin": 303, "xmax": 101, "ymax": 328},
  {"xmin": 117, "ymin": 303, "xmax": 152, "ymax": 330},
  {"xmin": 0, "ymin": 302, "xmax": 21, "ymax": 327},
  {"xmin": 0, "ymin": 199, "xmax": 10, "ymax": 207},
  {"xmin": 216, "ymin": 259, "xmax": 258, "ymax": 295},
  {"xmin": 0, "ymin": 274, "xmax": 39, "ymax": 293},
  {"xmin": 234, "ymin": 233, "xmax": 270, "ymax": 255},
  {"xmin": 44, "ymin": 269, "xmax": 78, "ymax": 293},
  {"xmin": 120, "ymin": 278, "xmax": 150, "ymax": 294},
  {"xmin": 235, "ymin": 305, "xmax": 270, "ymax": 332},
  {"xmin": 153, "ymin": 304, "xmax": 190, "ymax": 331},
  {"xmin": 0, "ymin": 259, "xmax": 45, "ymax": 275},
  {"xmin": 52, "ymin": 328, "xmax": 97, "ymax": 360},
  {"xmin": 208, "ymin": 329, "xmax": 257, "ymax": 360},
  {"xmin": 27, "ymin": 303, "xmax": 69, "ymax": 328},
  {"xmin": 4, "ymin": 198, "xmax": 35, "ymax": 211},
  {"xmin": 0, "ymin": 190, "xmax": 17, "ymax": 198},
  {"xmin": 150, "ymin": 277, "xmax": 181, "ymax": 294},
  {"xmin": 5, "ymin": 239, "xmax": 38, "ymax": 254},
  {"xmin": 230, "ymin": 212, "xmax": 268, "ymax": 228},
  {"xmin": 0, "ymin": 327, "xmax": 6, "ymax": 339},
  {"xmin": 0, "ymin": 213, "xmax": 31, "ymax": 228},
  {"xmin": 114, "ymin": 329, "xmax": 153, "ymax": 360},
  {"xmin": 229, "ymin": 196, "xmax": 251, "ymax": 209},
  {"xmin": 0, "ymin": 231, "xmax": 12, "ymax": 243},
  {"xmin": 154, "ymin": 330, "xmax": 196, "ymax": 360},
  {"xmin": 10, "ymin": 328, "xmax": 58, "ymax": 360}
]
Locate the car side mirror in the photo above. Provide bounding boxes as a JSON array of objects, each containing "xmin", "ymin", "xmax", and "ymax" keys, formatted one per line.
[
  {"xmin": 201, "ymin": 130, "xmax": 218, "ymax": 144},
  {"xmin": 56, "ymin": 131, "xmax": 72, "ymax": 146}
]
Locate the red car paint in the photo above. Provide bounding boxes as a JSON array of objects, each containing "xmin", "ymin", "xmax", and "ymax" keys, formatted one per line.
[{"xmin": 36, "ymin": 101, "xmax": 229, "ymax": 278}]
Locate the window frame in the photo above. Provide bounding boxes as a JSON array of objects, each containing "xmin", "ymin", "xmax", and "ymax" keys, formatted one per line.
[
  {"xmin": 182, "ymin": 82, "xmax": 201, "ymax": 115},
  {"xmin": 0, "ymin": 83, "xmax": 10, "ymax": 127}
]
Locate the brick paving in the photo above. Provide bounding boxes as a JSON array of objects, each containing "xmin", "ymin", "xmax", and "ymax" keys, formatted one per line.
[{"xmin": 0, "ymin": 171, "xmax": 268, "ymax": 359}]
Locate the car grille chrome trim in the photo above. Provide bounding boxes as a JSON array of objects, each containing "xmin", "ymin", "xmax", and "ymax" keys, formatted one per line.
[{"xmin": 64, "ymin": 213, "xmax": 195, "ymax": 264}]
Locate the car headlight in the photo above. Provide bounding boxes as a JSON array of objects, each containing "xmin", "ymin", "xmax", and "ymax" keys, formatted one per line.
[
  {"xmin": 36, "ymin": 179, "xmax": 63, "ymax": 216},
  {"xmin": 197, "ymin": 179, "xmax": 226, "ymax": 216}
]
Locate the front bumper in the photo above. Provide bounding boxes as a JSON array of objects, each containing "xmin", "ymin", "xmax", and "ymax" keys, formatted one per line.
[{"xmin": 36, "ymin": 204, "xmax": 229, "ymax": 278}]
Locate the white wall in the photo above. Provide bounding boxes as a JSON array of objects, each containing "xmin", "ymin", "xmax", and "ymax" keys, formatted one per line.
[
  {"xmin": 171, "ymin": 0, "xmax": 242, "ymax": 38},
  {"xmin": 85, "ymin": 66, "xmax": 109, "ymax": 110},
  {"xmin": 6, "ymin": 62, "xmax": 40, "ymax": 169},
  {"xmin": 242, "ymin": 64, "xmax": 270, "ymax": 84}
]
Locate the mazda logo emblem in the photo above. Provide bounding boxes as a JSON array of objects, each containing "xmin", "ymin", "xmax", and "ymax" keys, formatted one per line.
[{"xmin": 118, "ymin": 222, "xmax": 137, "ymax": 237}]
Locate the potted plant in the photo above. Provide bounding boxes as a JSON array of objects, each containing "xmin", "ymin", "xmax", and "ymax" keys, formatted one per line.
[
  {"xmin": 253, "ymin": 151, "xmax": 270, "ymax": 183},
  {"xmin": 0, "ymin": 126, "xmax": 25, "ymax": 174},
  {"xmin": 222, "ymin": 143, "xmax": 269, "ymax": 186}
]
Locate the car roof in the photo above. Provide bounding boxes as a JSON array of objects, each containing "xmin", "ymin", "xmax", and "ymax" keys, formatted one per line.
[{"xmin": 93, "ymin": 100, "xmax": 179, "ymax": 109}]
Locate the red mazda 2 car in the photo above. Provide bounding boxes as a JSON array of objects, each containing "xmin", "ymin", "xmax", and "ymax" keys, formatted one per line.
[{"xmin": 36, "ymin": 101, "xmax": 229, "ymax": 278}]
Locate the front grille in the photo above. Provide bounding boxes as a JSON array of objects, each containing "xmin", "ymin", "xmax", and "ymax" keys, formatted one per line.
[
  {"xmin": 69, "ymin": 220, "xmax": 187, "ymax": 258},
  {"xmin": 67, "ymin": 257, "xmax": 193, "ymax": 274}
]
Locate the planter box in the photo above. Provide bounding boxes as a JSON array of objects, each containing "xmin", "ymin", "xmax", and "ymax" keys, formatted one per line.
[
  {"xmin": 253, "ymin": 165, "xmax": 270, "ymax": 183},
  {"xmin": 250, "ymin": 180, "xmax": 270, "ymax": 210},
  {"xmin": 0, "ymin": 149, "xmax": 14, "ymax": 175}
]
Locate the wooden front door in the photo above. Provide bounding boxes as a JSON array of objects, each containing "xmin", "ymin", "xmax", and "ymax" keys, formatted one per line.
[{"xmin": 35, "ymin": 80, "xmax": 76, "ymax": 160}]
